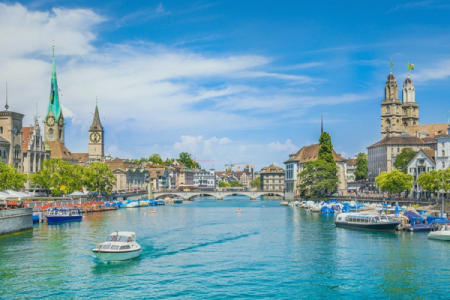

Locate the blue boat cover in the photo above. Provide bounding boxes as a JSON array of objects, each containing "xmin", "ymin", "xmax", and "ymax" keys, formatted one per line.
[{"xmin": 404, "ymin": 211, "xmax": 421, "ymax": 220}]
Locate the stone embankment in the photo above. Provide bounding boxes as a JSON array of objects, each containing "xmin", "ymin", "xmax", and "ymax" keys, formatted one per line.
[{"xmin": 0, "ymin": 208, "xmax": 33, "ymax": 236}]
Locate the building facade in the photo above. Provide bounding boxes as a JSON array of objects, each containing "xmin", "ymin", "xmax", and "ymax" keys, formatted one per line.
[
  {"xmin": 260, "ymin": 164, "xmax": 285, "ymax": 191},
  {"xmin": 193, "ymin": 169, "xmax": 216, "ymax": 189},
  {"xmin": 234, "ymin": 171, "xmax": 252, "ymax": 188},
  {"xmin": 346, "ymin": 159, "xmax": 357, "ymax": 183},
  {"xmin": 22, "ymin": 117, "xmax": 48, "ymax": 173},
  {"xmin": 436, "ymin": 126, "xmax": 450, "ymax": 171},
  {"xmin": 106, "ymin": 159, "xmax": 146, "ymax": 192},
  {"xmin": 407, "ymin": 149, "xmax": 436, "ymax": 195},
  {"xmin": 88, "ymin": 104, "xmax": 104, "ymax": 160},
  {"xmin": 0, "ymin": 107, "xmax": 24, "ymax": 169},
  {"xmin": 148, "ymin": 168, "xmax": 169, "ymax": 191}
]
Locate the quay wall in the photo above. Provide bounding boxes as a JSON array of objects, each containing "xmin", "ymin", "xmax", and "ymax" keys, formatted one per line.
[{"xmin": 0, "ymin": 208, "xmax": 33, "ymax": 236}]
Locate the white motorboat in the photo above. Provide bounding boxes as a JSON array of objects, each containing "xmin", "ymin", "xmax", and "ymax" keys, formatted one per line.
[
  {"xmin": 428, "ymin": 224, "xmax": 450, "ymax": 241},
  {"xmin": 92, "ymin": 231, "xmax": 142, "ymax": 261}
]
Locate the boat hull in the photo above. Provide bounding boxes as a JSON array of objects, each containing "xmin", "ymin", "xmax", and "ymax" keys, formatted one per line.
[
  {"xmin": 406, "ymin": 224, "xmax": 438, "ymax": 232},
  {"xmin": 47, "ymin": 216, "xmax": 82, "ymax": 223},
  {"xmin": 93, "ymin": 249, "xmax": 142, "ymax": 261},
  {"xmin": 335, "ymin": 221, "xmax": 399, "ymax": 231},
  {"xmin": 428, "ymin": 233, "xmax": 450, "ymax": 241}
]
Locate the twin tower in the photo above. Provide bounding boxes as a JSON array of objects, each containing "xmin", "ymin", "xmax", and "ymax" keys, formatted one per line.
[{"xmin": 381, "ymin": 72, "xmax": 419, "ymax": 139}]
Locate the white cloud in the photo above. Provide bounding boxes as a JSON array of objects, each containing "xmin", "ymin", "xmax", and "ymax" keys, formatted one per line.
[
  {"xmin": 268, "ymin": 139, "xmax": 298, "ymax": 153},
  {"xmin": 414, "ymin": 60, "xmax": 450, "ymax": 82}
]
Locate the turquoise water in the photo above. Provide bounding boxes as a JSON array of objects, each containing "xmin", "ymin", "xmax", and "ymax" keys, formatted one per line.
[{"xmin": 1, "ymin": 196, "xmax": 450, "ymax": 299}]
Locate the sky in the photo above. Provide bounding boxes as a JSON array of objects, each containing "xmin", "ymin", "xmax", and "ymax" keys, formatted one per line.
[{"xmin": 1, "ymin": 0, "xmax": 450, "ymax": 171}]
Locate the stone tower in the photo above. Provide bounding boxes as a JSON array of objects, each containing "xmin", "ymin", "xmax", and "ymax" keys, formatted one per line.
[
  {"xmin": 381, "ymin": 73, "xmax": 403, "ymax": 139},
  {"xmin": 44, "ymin": 46, "xmax": 65, "ymax": 147},
  {"xmin": 88, "ymin": 104, "xmax": 104, "ymax": 160},
  {"xmin": 401, "ymin": 76, "xmax": 419, "ymax": 130}
]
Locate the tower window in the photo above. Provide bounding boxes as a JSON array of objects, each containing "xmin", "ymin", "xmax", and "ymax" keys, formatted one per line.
[
  {"xmin": 49, "ymin": 128, "xmax": 54, "ymax": 139},
  {"xmin": 59, "ymin": 129, "xmax": 62, "ymax": 139},
  {"xmin": 387, "ymin": 106, "xmax": 390, "ymax": 114},
  {"xmin": 0, "ymin": 127, "xmax": 2, "ymax": 134}
]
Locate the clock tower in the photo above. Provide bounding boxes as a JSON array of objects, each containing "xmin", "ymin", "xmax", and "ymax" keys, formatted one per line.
[
  {"xmin": 44, "ymin": 46, "xmax": 65, "ymax": 146},
  {"xmin": 88, "ymin": 104, "xmax": 104, "ymax": 160}
]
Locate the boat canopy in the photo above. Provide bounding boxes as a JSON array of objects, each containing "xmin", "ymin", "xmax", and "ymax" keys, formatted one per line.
[{"xmin": 110, "ymin": 231, "xmax": 136, "ymax": 239}]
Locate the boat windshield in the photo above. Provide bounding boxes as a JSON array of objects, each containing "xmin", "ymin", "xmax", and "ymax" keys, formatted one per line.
[{"xmin": 106, "ymin": 235, "xmax": 134, "ymax": 242}]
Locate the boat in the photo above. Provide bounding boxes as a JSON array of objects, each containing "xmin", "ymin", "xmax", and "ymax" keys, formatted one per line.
[
  {"xmin": 280, "ymin": 202, "xmax": 289, "ymax": 206},
  {"xmin": 174, "ymin": 198, "xmax": 183, "ymax": 204},
  {"xmin": 46, "ymin": 208, "xmax": 82, "ymax": 224},
  {"xmin": 428, "ymin": 224, "xmax": 450, "ymax": 241},
  {"xmin": 335, "ymin": 212, "xmax": 400, "ymax": 231},
  {"xmin": 404, "ymin": 211, "xmax": 438, "ymax": 232},
  {"xmin": 92, "ymin": 231, "xmax": 142, "ymax": 261}
]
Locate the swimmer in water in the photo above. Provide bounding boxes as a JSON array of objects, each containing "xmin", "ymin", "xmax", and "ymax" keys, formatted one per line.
[{"xmin": 237, "ymin": 209, "xmax": 242, "ymax": 213}]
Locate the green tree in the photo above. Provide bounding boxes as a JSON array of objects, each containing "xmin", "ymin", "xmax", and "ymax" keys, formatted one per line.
[
  {"xmin": 298, "ymin": 159, "xmax": 339, "ymax": 198},
  {"xmin": 164, "ymin": 158, "xmax": 175, "ymax": 165},
  {"xmin": 417, "ymin": 168, "xmax": 450, "ymax": 196},
  {"xmin": 354, "ymin": 152, "xmax": 368, "ymax": 181},
  {"xmin": 229, "ymin": 181, "xmax": 243, "ymax": 187},
  {"xmin": 0, "ymin": 162, "xmax": 27, "ymax": 190},
  {"xmin": 219, "ymin": 181, "xmax": 231, "ymax": 188},
  {"xmin": 148, "ymin": 154, "xmax": 164, "ymax": 165},
  {"xmin": 83, "ymin": 162, "xmax": 117, "ymax": 195},
  {"xmin": 30, "ymin": 158, "xmax": 83, "ymax": 196},
  {"xmin": 177, "ymin": 152, "xmax": 200, "ymax": 169},
  {"xmin": 250, "ymin": 177, "xmax": 261, "ymax": 189},
  {"xmin": 393, "ymin": 148, "xmax": 417, "ymax": 173},
  {"xmin": 318, "ymin": 132, "xmax": 336, "ymax": 166},
  {"xmin": 375, "ymin": 169, "xmax": 414, "ymax": 194}
]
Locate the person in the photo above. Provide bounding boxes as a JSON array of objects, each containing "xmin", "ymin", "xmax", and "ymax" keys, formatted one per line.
[
  {"xmin": 111, "ymin": 236, "xmax": 118, "ymax": 242},
  {"xmin": 127, "ymin": 237, "xmax": 132, "ymax": 242}
]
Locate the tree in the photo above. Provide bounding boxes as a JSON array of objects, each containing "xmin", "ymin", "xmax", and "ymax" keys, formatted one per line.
[
  {"xmin": 148, "ymin": 154, "xmax": 164, "ymax": 165},
  {"xmin": 318, "ymin": 132, "xmax": 336, "ymax": 166},
  {"xmin": 298, "ymin": 159, "xmax": 339, "ymax": 198},
  {"xmin": 229, "ymin": 181, "xmax": 243, "ymax": 187},
  {"xmin": 375, "ymin": 169, "xmax": 414, "ymax": 194},
  {"xmin": 417, "ymin": 168, "xmax": 450, "ymax": 196},
  {"xmin": 393, "ymin": 148, "xmax": 417, "ymax": 173},
  {"xmin": 83, "ymin": 162, "xmax": 117, "ymax": 196},
  {"xmin": 164, "ymin": 158, "xmax": 175, "ymax": 165},
  {"xmin": 219, "ymin": 181, "xmax": 231, "ymax": 188},
  {"xmin": 30, "ymin": 158, "xmax": 83, "ymax": 196},
  {"xmin": 250, "ymin": 177, "xmax": 261, "ymax": 189},
  {"xmin": 0, "ymin": 162, "xmax": 27, "ymax": 190},
  {"xmin": 354, "ymin": 152, "xmax": 368, "ymax": 181},
  {"xmin": 177, "ymin": 152, "xmax": 200, "ymax": 169}
]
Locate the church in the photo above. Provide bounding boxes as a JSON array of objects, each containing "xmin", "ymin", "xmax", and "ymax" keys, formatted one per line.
[
  {"xmin": 367, "ymin": 71, "xmax": 448, "ymax": 183},
  {"xmin": 43, "ymin": 46, "xmax": 106, "ymax": 166}
]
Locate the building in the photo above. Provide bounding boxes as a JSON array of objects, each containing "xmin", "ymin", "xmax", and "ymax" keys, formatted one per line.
[
  {"xmin": 346, "ymin": 158, "xmax": 357, "ymax": 183},
  {"xmin": 172, "ymin": 161, "xmax": 194, "ymax": 186},
  {"xmin": 260, "ymin": 164, "xmax": 285, "ymax": 191},
  {"xmin": 0, "ymin": 100, "xmax": 24, "ymax": 169},
  {"xmin": 284, "ymin": 144, "xmax": 347, "ymax": 199},
  {"xmin": 148, "ymin": 168, "xmax": 169, "ymax": 191},
  {"xmin": 22, "ymin": 116, "xmax": 48, "ymax": 173},
  {"xmin": 106, "ymin": 159, "xmax": 146, "ymax": 192},
  {"xmin": 367, "ymin": 136, "xmax": 431, "ymax": 183},
  {"xmin": 193, "ymin": 169, "xmax": 216, "ymax": 189},
  {"xmin": 407, "ymin": 148, "xmax": 436, "ymax": 196},
  {"xmin": 88, "ymin": 104, "xmax": 104, "ymax": 160},
  {"xmin": 436, "ymin": 125, "xmax": 450, "ymax": 171},
  {"xmin": 234, "ymin": 170, "xmax": 252, "ymax": 188}
]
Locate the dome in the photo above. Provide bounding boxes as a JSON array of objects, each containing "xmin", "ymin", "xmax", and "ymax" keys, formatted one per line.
[
  {"xmin": 386, "ymin": 73, "xmax": 396, "ymax": 83},
  {"xmin": 404, "ymin": 77, "xmax": 414, "ymax": 86}
]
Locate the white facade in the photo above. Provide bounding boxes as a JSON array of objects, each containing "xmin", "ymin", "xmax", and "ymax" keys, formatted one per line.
[
  {"xmin": 407, "ymin": 150, "xmax": 436, "ymax": 194},
  {"xmin": 194, "ymin": 169, "xmax": 216, "ymax": 189},
  {"xmin": 436, "ymin": 134, "xmax": 450, "ymax": 171},
  {"xmin": 284, "ymin": 161, "xmax": 298, "ymax": 200}
]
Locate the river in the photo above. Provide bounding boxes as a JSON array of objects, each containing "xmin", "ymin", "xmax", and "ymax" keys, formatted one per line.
[{"xmin": 1, "ymin": 196, "xmax": 450, "ymax": 299}]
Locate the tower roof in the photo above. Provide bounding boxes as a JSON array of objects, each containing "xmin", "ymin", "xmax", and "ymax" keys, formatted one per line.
[
  {"xmin": 46, "ymin": 47, "xmax": 62, "ymax": 121},
  {"xmin": 404, "ymin": 77, "xmax": 414, "ymax": 86},
  {"xmin": 90, "ymin": 104, "xmax": 103, "ymax": 131},
  {"xmin": 386, "ymin": 73, "xmax": 397, "ymax": 83}
]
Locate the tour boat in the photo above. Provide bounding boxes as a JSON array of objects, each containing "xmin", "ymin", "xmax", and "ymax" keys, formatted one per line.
[
  {"xmin": 92, "ymin": 231, "xmax": 142, "ymax": 261},
  {"xmin": 335, "ymin": 212, "xmax": 400, "ymax": 231},
  {"xmin": 46, "ymin": 208, "xmax": 82, "ymax": 224},
  {"xmin": 428, "ymin": 224, "xmax": 450, "ymax": 241}
]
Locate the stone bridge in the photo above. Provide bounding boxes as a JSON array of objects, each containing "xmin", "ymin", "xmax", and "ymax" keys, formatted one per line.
[{"xmin": 153, "ymin": 190, "xmax": 285, "ymax": 200}]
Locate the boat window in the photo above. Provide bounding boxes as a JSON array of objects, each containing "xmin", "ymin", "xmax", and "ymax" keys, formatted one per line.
[
  {"xmin": 97, "ymin": 244, "xmax": 103, "ymax": 249},
  {"xmin": 106, "ymin": 236, "xmax": 117, "ymax": 242},
  {"xmin": 103, "ymin": 245, "xmax": 111, "ymax": 250},
  {"xmin": 111, "ymin": 245, "xmax": 119, "ymax": 250},
  {"xmin": 119, "ymin": 236, "xmax": 129, "ymax": 242},
  {"xmin": 120, "ymin": 245, "xmax": 131, "ymax": 250}
]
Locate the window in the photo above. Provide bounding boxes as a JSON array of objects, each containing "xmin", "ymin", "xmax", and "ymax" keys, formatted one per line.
[
  {"xmin": 443, "ymin": 162, "xmax": 446, "ymax": 169},
  {"xmin": 397, "ymin": 148, "xmax": 400, "ymax": 153},
  {"xmin": 59, "ymin": 129, "xmax": 62, "ymax": 139},
  {"xmin": 0, "ymin": 127, "xmax": 2, "ymax": 134},
  {"xmin": 387, "ymin": 106, "xmax": 390, "ymax": 114},
  {"xmin": 49, "ymin": 128, "xmax": 54, "ymax": 139}
]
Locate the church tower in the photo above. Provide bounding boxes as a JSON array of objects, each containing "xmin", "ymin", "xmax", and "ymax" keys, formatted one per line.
[
  {"xmin": 44, "ymin": 46, "xmax": 65, "ymax": 147},
  {"xmin": 381, "ymin": 73, "xmax": 403, "ymax": 139},
  {"xmin": 401, "ymin": 76, "xmax": 419, "ymax": 130},
  {"xmin": 88, "ymin": 104, "xmax": 104, "ymax": 160}
]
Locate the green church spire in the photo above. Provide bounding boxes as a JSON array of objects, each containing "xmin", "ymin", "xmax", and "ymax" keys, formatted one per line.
[{"xmin": 46, "ymin": 46, "xmax": 62, "ymax": 121}]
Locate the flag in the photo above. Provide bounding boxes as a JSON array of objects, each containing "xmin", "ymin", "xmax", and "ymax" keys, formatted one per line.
[
  {"xmin": 390, "ymin": 58, "xmax": 393, "ymax": 67},
  {"xmin": 408, "ymin": 62, "xmax": 415, "ymax": 70}
]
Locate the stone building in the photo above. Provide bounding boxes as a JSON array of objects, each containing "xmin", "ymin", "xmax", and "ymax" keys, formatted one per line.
[
  {"xmin": 260, "ymin": 164, "xmax": 285, "ymax": 191},
  {"xmin": 284, "ymin": 144, "xmax": 347, "ymax": 199},
  {"xmin": 406, "ymin": 148, "xmax": 436, "ymax": 195},
  {"xmin": 148, "ymin": 168, "xmax": 169, "ymax": 191},
  {"xmin": 88, "ymin": 104, "xmax": 104, "ymax": 161},
  {"xmin": 22, "ymin": 116, "xmax": 48, "ymax": 173},
  {"xmin": 172, "ymin": 161, "xmax": 194, "ymax": 186},
  {"xmin": 0, "ymin": 102, "xmax": 24, "ymax": 169},
  {"xmin": 106, "ymin": 159, "xmax": 146, "ymax": 192},
  {"xmin": 436, "ymin": 125, "xmax": 450, "ymax": 171},
  {"xmin": 234, "ymin": 171, "xmax": 252, "ymax": 188},
  {"xmin": 346, "ymin": 158, "xmax": 357, "ymax": 183}
]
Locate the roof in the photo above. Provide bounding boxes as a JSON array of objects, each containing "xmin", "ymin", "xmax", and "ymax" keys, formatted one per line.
[
  {"xmin": 404, "ymin": 77, "xmax": 414, "ymax": 85},
  {"xmin": 90, "ymin": 105, "xmax": 103, "ymax": 131},
  {"xmin": 260, "ymin": 164, "xmax": 284, "ymax": 174},
  {"xmin": 0, "ymin": 136, "xmax": 9, "ymax": 144},
  {"xmin": 234, "ymin": 170, "xmax": 251, "ymax": 177},
  {"xmin": 71, "ymin": 153, "xmax": 89, "ymax": 163},
  {"xmin": 346, "ymin": 159, "xmax": 357, "ymax": 165},
  {"xmin": 46, "ymin": 47, "xmax": 62, "ymax": 122},
  {"xmin": 47, "ymin": 141, "xmax": 73, "ymax": 160},
  {"xmin": 405, "ymin": 123, "xmax": 448, "ymax": 137},
  {"xmin": 284, "ymin": 144, "xmax": 347, "ymax": 164},
  {"xmin": 148, "ymin": 168, "xmax": 167, "ymax": 178},
  {"xmin": 421, "ymin": 148, "xmax": 436, "ymax": 164},
  {"xmin": 106, "ymin": 158, "xmax": 141, "ymax": 171},
  {"xmin": 367, "ymin": 136, "xmax": 425, "ymax": 149},
  {"xmin": 22, "ymin": 127, "xmax": 33, "ymax": 152},
  {"xmin": 387, "ymin": 73, "xmax": 396, "ymax": 83}
]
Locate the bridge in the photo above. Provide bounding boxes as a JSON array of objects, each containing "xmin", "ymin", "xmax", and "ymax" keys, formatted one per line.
[{"xmin": 153, "ymin": 190, "xmax": 284, "ymax": 200}]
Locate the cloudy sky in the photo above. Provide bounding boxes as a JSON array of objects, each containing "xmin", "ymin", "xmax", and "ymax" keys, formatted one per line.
[{"xmin": 1, "ymin": 0, "xmax": 450, "ymax": 171}]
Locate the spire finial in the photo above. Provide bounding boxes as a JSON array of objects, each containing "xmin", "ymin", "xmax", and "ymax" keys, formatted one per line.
[
  {"xmin": 321, "ymin": 112, "xmax": 323, "ymax": 134},
  {"xmin": 5, "ymin": 82, "xmax": 8, "ymax": 111}
]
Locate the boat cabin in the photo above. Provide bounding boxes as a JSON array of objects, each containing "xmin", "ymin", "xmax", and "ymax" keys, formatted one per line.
[
  {"xmin": 47, "ymin": 208, "xmax": 81, "ymax": 217},
  {"xmin": 336, "ymin": 214, "xmax": 390, "ymax": 224}
]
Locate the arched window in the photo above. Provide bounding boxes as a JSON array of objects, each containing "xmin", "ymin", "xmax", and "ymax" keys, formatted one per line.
[
  {"xmin": 59, "ymin": 129, "xmax": 62, "ymax": 139},
  {"xmin": 403, "ymin": 121, "xmax": 408, "ymax": 129},
  {"xmin": 0, "ymin": 127, "xmax": 3, "ymax": 134},
  {"xmin": 387, "ymin": 106, "xmax": 390, "ymax": 114},
  {"xmin": 49, "ymin": 128, "xmax": 54, "ymax": 139},
  {"xmin": 386, "ymin": 119, "xmax": 391, "ymax": 128}
]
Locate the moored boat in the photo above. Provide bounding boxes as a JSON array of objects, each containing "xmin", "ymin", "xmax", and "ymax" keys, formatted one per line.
[
  {"xmin": 46, "ymin": 208, "xmax": 82, "ymax": 224},
  {"xmin": 92, "ymin": 231, "xmax": 142, "ymax": 261},
  {"xmin": 335, "ymin": 212, "xmax": 400, "ymax": 231}
]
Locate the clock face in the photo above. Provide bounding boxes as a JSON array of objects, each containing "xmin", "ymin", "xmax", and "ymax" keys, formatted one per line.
[
  {"xmin": 46, "ymin": 116, "xmax": 55, "ymax": 126},
  {"xmin": 90, "ymin": 132, "xmax": 101, "ymax": 143}
]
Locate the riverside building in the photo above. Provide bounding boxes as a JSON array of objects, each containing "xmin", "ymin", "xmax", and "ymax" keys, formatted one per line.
[{"xmin": 260, "ymin": 164, "xmax": 285, "ymax": 191}]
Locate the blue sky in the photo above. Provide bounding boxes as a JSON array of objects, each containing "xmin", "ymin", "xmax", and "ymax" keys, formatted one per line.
[{"xmin": 1, "ymin": 0, "xmax": 450, "ymax": 170}]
